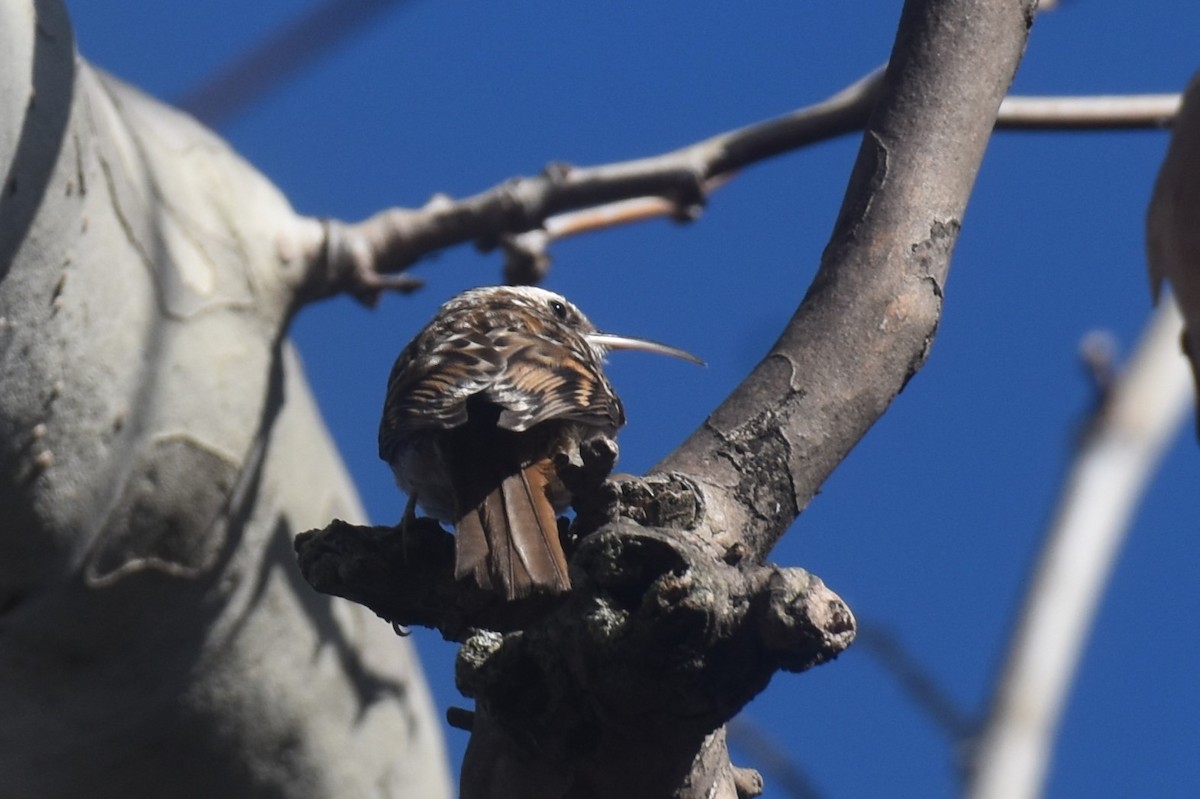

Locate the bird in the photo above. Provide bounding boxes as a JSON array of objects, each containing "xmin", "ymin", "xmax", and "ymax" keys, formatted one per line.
[{"xmin": 378, "ymin": 285, "xmax": 702, "ymax": 600}]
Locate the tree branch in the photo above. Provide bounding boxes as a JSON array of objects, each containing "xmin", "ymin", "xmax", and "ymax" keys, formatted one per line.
[
  {"xmin": 965, "ymin": 73, "xmax": 1200, "ymax": 799},
  {"xmin": 998, "ymin": 93, "xmax": 1178, "ymax": 129},
  {"xmin": 296, "ymin": 67, "xmax": 1177, "ymax": 304},
  {"xmin": 297, "ymin": 2, "xmax": 1037, "ymax": 797},
  {"xmin": 655, "ymin": 0, "xmax": 1038, "ymax": 558},
  {"xmin": 299, "ymin": 68, "xmax": 886, "ymax": 303},
  {"xmin": 964, "ymin": 300, "xmax": 1193, "ymax": 799},
  {"xmin": 856, "ymin": 623, "xmax": 976, "ymax": 742},
  {"xmin": 175, "ymin": 0, "xmax": 403, "ymax": 127}
]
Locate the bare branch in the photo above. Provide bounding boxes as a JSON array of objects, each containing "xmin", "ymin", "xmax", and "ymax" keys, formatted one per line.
[
  {"xmin": 965, "ymin": 74, "xmax": 1200, "ymax": 799},
  {"xmin": 998, "ymin": 94, "xmax": 1179, "ymax": 129},
  {"xmin": 727, "ymin": 716, "xmax": 823, "ymax": 799},
  {"xmin": 856, "ymin": 623, "xmax": 975, "ymax": 742},
  {"xmin": 655, "ymin": 0, "xmax": 1038, "ymax": 558},
  {"xmin": 501, "ymin": 175, "xmax": 734, "ymax": 284},
  {"xmin": 297, "ymin": 69, "xmax": 885, "ymax": 302},
  {"xmin": 965, "ymin": 300, "xmax": 1193, "ymax": 799},
  {"xmin": 176, "ymin": 0, "xmax": 406, "ymax": 127},
  {"xmin": 294, "ymin": 61, "xmax": 1180, "ymax": 303},
  {"xmin": 495, "ymin": 90, "xmax": 1177, "ymax": 277}
]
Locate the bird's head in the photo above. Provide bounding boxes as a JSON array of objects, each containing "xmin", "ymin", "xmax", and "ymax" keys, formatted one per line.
[{"xmin": 453, "ymin": 285, "xmax": 704, "ymax": 366}]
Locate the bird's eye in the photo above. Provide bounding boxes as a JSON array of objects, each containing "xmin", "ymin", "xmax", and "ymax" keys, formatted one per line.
[{"xmin": 549, "ymin": 299, "xmax": 568, "ymax": 320}]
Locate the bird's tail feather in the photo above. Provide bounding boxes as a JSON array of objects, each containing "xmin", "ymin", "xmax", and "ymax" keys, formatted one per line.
[{"xmin": 454, "ymin": 460, "xmax": 570, "ymax": 600}]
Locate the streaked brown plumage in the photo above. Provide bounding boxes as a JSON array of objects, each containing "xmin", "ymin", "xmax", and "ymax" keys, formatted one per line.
[{"xmin": 379, "ymin": 286, "xmax": 700, "ymax": 600}]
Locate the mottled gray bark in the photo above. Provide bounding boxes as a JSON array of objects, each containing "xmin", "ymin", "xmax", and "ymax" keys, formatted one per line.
[
  {"xmin": 0, "ymin": 2, "xmax": 450, "ymax": 797},
  {"xmin": 657, "ymin": 0, "xmax": 1037, "ymax": 560}
]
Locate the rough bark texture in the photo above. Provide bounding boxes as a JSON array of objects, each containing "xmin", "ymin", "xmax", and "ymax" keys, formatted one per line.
[
  {"xmin": 654, "ymin": 0, "xmax": 1036, "ymax": 563},
  {"xmin": 299, "ymin": 1, "xmax": 1036, "ymax": 796},
  {"xmin": 0, "ymin": 2, "xmax": 450, "ymax": 797},
  {"xmin": 300, "ymin": 494, "xmax": 853, "ymax": 799}
]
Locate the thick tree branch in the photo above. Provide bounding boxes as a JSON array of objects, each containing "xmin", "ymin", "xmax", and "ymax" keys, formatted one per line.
[
  {"xmin": 656, "ymin": 0, "xmax": 1037, "ymax": 558},
  {"xmin": 297, "ymin": 2, "xmax": 1037, "ymax": 797},
  {"xmin": 298, "ymin": 455, "xmax": 855, "ymax": 798}
]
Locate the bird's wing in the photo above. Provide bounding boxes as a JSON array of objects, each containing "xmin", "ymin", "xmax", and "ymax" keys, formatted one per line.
[
  {"xmin": 484, "ymin": 329, "xmax": 625, "ymax": 433},
  {"xmin": 378, "ymin": 329, "xmax": 505, "ymax": 460},
  {"xmin": 379, "ymin": 326, "xmax": 625, "ymax": 462}
]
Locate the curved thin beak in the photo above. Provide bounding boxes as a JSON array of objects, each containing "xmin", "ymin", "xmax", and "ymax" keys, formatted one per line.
[{"xmin": 588, "ymin": 332, "xmax": 705, "ymax": 366}]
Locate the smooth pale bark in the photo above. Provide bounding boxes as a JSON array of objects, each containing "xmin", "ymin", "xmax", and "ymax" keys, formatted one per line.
[{"xmin": 0, "ymin": 2, "xmax": 450, "ymax": 797}]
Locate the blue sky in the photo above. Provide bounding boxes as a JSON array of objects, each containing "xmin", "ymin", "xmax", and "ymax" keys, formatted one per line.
[{"xmin": 64, "ymin": 2, "xmax": 1200, "ymax": 796}]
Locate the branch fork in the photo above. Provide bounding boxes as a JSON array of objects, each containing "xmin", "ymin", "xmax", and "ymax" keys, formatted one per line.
[{"xmin": 296, "ymin": 471, "xmax": 854, "ymax": 799}]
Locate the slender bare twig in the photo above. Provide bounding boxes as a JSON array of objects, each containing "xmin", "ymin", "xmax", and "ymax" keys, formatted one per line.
[
  {"xmin": 998, "ymin": 94, "xmax": 1179, "ymax": 129},
  {"xmin": 856, "ymin": 623, "xmax": 976, "ymax": 742},
  {"xmin": 496, "ymin": 91, "xmax": 1181, "ymax": 281},
  {"xmin": 177, "ymin": 0, "xmax": 406, "ymax": 127},
  {"xmin": 302, "ymin": 69, "xmax": 885, "ymax": 302},
  {"xmin": 301, "ymin": 63, "xmax": 1181, "ymax": 304},
  {"xmin": 727, "ymin": 716, "xmax": 824, "ymax": 799},
  {"xmin": 501, "ymin": 174, "xmax": 734, "ymax": 283},
  {"xmin": 1078, "ymin": 330, "xmax": 1119, "ymax": 399},
  {"xmin": 964, "ymin": 301, "xmax": 1193, "ymax": 799}
]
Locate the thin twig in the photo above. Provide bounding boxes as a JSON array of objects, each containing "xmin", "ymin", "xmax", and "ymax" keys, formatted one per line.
[
  {"xmin": 177, "ymin": 0, "xmax": 406, "ymax": 127},
  {"xmin": 302, "ymin": 60, "xmax": 1181, "ymax": 303},
  {"xmin": 514, "ymin": 93, "xmax": 1179, "ymax": 256},
  {"xmin": 727, "ymin": 716, "xmax": 824, "ymax": 799},
  {"xmin": 501, "ymin": 174, "xmax": 735, "ymax": 283},
  {"xmin": 856, "ymin": 623, "xmax": 976, "ymax": 742},
  {"xmin": 303, "ymin": 69, "xmax": 884, "ymax": 301},
  {"xmin": 998, "ymin": 94, "xmax": 1179, "ymax": 129}
]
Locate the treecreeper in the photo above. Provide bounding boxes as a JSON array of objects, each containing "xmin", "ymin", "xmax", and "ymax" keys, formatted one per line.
[{"xmin": 378, "ymin": 286, "xmax": 702, "ymax": 600}]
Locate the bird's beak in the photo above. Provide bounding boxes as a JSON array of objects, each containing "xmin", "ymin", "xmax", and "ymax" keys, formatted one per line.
[{"xmin": 587, "ymin": 332, "xmax": 705, "ymax": 366}]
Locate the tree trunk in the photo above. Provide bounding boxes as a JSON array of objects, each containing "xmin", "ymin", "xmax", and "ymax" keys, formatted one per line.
[{"xmin": 0, "ymin": 2, "xmax": 451, "ymax": 796}]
